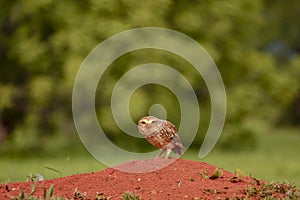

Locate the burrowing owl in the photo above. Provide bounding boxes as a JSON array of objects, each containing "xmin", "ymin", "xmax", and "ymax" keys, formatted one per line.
[{"xmin": 138, "ymin": 116, "xmax": 185, "ymax": 159}]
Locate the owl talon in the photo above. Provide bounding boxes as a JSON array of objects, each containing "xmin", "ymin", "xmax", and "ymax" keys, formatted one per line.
[
  {"xmin": 155, "ymin": 149, "xmax": 165, "ymax": 159},
  {"xmin": 165, "ymin": 148, "xmax": 172, "ymax": 159}
]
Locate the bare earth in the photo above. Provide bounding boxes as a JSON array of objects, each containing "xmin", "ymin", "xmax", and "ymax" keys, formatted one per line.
[{"xmin": 0, "ymin": 159, "xmax": 294, "ymax": 199}]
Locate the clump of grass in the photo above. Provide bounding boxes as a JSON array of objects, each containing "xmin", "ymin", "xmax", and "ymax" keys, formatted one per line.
[
  {"xmin": 10, "ymin": 176, "xmax": 38, "ymax": 200},
  {"xmin": 121, "ymin": 191, "xmax": 140, "ymax": 200},
  {"xmin": 243, "ymin": 181, "xmax": 300, "ymax": 199},
  {"xmin": 9, "ymin": 183, "xmax": 62, "ymax": 200}
]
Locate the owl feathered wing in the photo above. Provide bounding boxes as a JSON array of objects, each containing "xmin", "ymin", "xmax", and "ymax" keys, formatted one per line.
[
  {"xmin": 162, "ymin": 121, "xmax": 185, "ymax": 155},
  {"xmin": 171, "ymin": 133, "xmax": 185, "ymax": 155}
]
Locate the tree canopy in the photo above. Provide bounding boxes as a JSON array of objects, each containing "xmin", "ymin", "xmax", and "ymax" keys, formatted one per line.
[{"xmin": 0, "ymin": 0, "xmax": 299, "ymax": 153}]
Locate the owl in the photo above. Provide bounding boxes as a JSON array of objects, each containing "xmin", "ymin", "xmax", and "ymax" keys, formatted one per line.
[{"xmin": 138, "ymin": 116, "xmax": 185, "ymax": 159}]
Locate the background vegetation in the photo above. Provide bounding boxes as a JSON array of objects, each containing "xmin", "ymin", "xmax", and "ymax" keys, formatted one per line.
[{"xmin": 0, "ymin": 0, "xmax": 299, "ymax": 185}]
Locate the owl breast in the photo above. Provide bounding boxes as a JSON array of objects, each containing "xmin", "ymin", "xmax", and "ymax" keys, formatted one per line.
[{"xmin": 145, "ymin": 121, "xmax": 177, "ymax": 148}]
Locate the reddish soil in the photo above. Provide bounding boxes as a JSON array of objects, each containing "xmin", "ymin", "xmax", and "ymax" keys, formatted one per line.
[{"xmin": 0, "ymin": 159, "xmax": 292, "ymax": 199}]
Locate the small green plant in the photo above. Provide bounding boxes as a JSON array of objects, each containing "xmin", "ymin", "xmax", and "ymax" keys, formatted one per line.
[
  {"xmin": 209, "ymin": 168, "xmax": 224, "ymax": 180},
  {"xmin": 26, "ymin": 173, "xmax": 44, "ymax": 182},
  {"xmin": 95, "ymin": 192, "xmax": 111, "ymax": 200},
  {"xmin": 4, "ymin": 183, "xmax": 10, "ymax": 192},
  {"xmin": 43, "ymin": 185, "xmax": 55, "ymax": 200},
  {"xmin": 202, "ymin": 188, "xmax": 218, "ymax": 194},
  {"xmin": 121, "ymin": 191, "xmax": 140, "ymax": 200},
  {"xmin": 45, "ymin": 157, "xmax": 70, "ymax": 178},
  {"xmin": 230, "ymin": 169, "xmax": 246, "ymax": 183},
  {"xmin": 73, "ymin": 187, "xmax": 87, "ymax": 200},
  {"xmin": 234, "ymin": 169, "xmax": 245, "ymax": 179},
  {"xmin": 178, "ymin": 180, "xmax": 183, "ymax": 188},
  {"xmin": 200, "ymin": 168, "xmax": 209, "ymax": 179}
]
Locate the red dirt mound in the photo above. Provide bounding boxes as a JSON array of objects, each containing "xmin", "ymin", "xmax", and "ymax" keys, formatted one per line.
[{"xmin": 0, "ymin": 159, "xmax": 295, "ymax": 199}]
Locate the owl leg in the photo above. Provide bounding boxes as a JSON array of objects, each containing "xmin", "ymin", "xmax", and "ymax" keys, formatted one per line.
[
  {"xmin": 156, "ymin": 148, "xmax": 166, "ymax": 158},
  {"xmin": 165, "ymin": 148, "xmax": 172, "ymax": 159}
]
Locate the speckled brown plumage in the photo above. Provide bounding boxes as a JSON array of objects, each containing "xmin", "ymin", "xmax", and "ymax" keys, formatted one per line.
[{"xmin": 138, "ymin": 116, "xmax": 185, "ymax": 159}]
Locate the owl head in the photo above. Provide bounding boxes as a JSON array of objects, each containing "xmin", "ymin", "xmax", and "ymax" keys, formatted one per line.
[{"xmin": 137, "ymin": 116, "xmax": 164, "ymax": 137}]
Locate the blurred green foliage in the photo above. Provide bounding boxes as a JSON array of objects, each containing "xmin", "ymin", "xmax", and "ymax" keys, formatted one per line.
[{"xmin": 0, "ymin": 0, "xmax": 300, "ymax": 155}]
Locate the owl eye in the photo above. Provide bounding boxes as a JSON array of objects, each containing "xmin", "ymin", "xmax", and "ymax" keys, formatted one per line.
[
  {"xmin": 141, "ymin": 121, "xmax": 146, "ymax": 125},
  {"xmin": 151, "ymin": 120, "xmax": 157, "ymax": 124}
]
